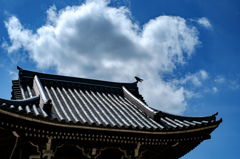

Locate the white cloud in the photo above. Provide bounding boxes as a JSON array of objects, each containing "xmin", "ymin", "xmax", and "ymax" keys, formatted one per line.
[
  {"xmin": 3, "ymin": 0, "xmax": 201, "ymax": 114},
  {"xmin": 229, "ymin": 80, "xmax": 240, "ymax": 90},
  {"xmin": 214, "ymin": 75, "xmax": 225, "ymax": 84},
  {"xmin": 140, "ymin": 79, "xmax": 187, "ymax": 114},
  {"xmin": 173, "ymin": 70, "xmax": 208, "ymax": 86},
  {"xmin": 197, "ymin": 17, "xmax": 212, "ymax": 29},
  {"xmin": 214, "ymin": 75, "xmax": 240, "ymax": 91},
  {"xmin": 9, "ymin": 70, "xmax": 18, "ymax": 80},
  {"xmin": 212, "ymin": 87, "xmax": 218, "ymax": 93},
  {"xmin": 3, "ymin": 16, "xmax": 34, "ymax": 53}
]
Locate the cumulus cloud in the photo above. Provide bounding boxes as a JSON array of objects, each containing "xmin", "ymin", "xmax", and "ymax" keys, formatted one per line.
[
  {"xmin": 3, "ymin": 0, "xmax": 201, "ymax": 114},
  {"xmin": 197, "ymin": 17, "xmax": 212, "ymax": 29}
]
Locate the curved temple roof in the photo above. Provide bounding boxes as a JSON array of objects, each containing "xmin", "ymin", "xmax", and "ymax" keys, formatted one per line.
[{"xmin": 0, "ymin": 67, "xmax": 222, "ymax": 133}]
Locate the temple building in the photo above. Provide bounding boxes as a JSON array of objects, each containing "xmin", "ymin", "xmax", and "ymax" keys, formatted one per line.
[{"xmin": 0, "ymin": 67, "xmax": 222, "ymax": 159}]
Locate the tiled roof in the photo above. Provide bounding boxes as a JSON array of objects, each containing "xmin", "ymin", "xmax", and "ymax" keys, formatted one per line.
[{"xmin": 0, "ymin": 67, "xmax": 221, "ymax": 132}]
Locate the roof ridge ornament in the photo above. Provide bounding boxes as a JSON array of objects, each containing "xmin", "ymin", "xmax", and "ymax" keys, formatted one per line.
[
  {"xmin": 134, "ymin": 76, "xmax": 143, "ymax": 83},
  {"xmin": 17, "ymin": 66, "xmax": 23, "ymax": 71}
]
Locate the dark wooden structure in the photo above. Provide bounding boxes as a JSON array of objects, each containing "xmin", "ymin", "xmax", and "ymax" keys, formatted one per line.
[{"xmin": 0, "ymin": 67, "xmax": 222, "ymax": 159}]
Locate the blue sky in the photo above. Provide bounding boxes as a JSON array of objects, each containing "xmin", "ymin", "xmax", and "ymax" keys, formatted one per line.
[{"xmin": 0, "ymin": 0, "xmax": 239, "ymax": 158}]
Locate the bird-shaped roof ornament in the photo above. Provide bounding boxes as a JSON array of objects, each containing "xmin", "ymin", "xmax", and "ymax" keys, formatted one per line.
[{"xmin": 134, "ymin": 76, "xmax": 143, "ymax": 83}]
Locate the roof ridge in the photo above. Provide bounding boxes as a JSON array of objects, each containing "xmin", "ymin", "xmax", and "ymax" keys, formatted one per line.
[
  {"xmin": 17, "ymin": 66, "xmax": 138, "ymax": 90},
  {"xmin": 122, "ymin": 86, "xmax": 157, "ymax": 119}
]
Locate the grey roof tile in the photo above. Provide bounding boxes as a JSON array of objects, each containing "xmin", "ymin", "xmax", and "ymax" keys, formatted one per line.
[{"xmin": 0, "ymin": 67, "xmax": 222, "ymax": 132}]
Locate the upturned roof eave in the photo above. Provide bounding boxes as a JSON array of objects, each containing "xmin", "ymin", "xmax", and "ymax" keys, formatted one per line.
[
  {"xmin": 155, "ymin": 110, "xmax": 219, "ymax": 122},
  {"xmin": 0, "ymin": 107, "xmax": 221, "ymax": 136},
  {"xmin": 0, "ymin": 96, "xmax": 40, "ymax": 106}
]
